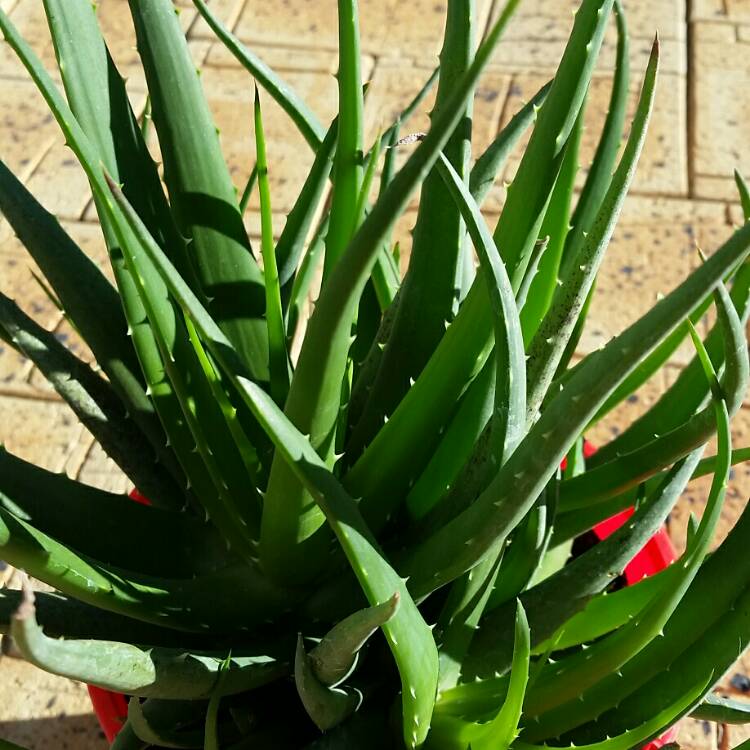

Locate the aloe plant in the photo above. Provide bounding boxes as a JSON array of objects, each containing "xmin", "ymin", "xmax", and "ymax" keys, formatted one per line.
[{"xmin": 1, "ymin": 1, "xmax": 750, "ymax": 748}]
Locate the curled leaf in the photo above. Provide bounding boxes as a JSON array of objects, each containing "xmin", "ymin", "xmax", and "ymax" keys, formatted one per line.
[
  {"xmin": 295, "ymin": 635, "xmax": 362, "ymax": 732},
  {"xmin": 309, "ymin": 593, "xmax": 400, "ymax": 686}
]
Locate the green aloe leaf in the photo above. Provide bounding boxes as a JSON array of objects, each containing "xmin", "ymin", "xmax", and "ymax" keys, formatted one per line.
[
  {"xmin": 418, "ymin": 153, "xmax": 527, "ymax": 680},
  {"xmin": 554, "ymin": 445, "xmax": 750, "ymax": 543},
  {"xmin": 585, "ymin": 292, "xmax": 714, "ymax": 427},
  {"xmin": 519, "ymin": 111, "xmax": 583, "ymax": 343},
  {"xmin": 405, "ymin": 358, "xmax": 495, "ymax": 520},
  {"xmin": 287, "ymin": 216, "xmax": 329, "ymax": 340},
  {"xmin": 0, "ymin": 294, "xmax": 182, "ymax": 507},
  {"xmin": 309, "ymin": 593, "xmax": 400, "ymax": 687},
  {"xmin": 525, "ymin": 38, "xmax": 659, "ymax": 424},
  {"xmin": 514, "ymin": 675, "xmax": 709, "ymax": 750},
  {"xmin": 559, "ymin": 283, "xmax": 749, "ymax": 512},
  {"xmin": 532, "ymin": 568, "xmax": 669, "ymax": 654},
  {"xmin": 735, "ymin": 169, "xmax": 750, "ymax": 221},
  {"xmin": 0, "ymin": 503, "xmax": 291, "ymax": 631},
  {"xmin": 469, "ymin": 601, "xmax": 529, "ymax": 750},
  {"xmin": 436, "ymin": 550, "xmax": 504, "ymax": 693},
  {"xmin": 295, "ymin": 635, "xmax": 362, "ymax": 732},
  {"xmin": 10, "ymin": 584, "xmax": 286, "ymax": 699},
  {"xmin": 691, "ymin": 694, "xmax": 750, "ymax": 724},
  {"xmin": 0, "ymin": 5, "xmax": 244, "ymax": 517},
  {"xmin": 322, "ymin": 0, "xmax": 365, "ymax": 279},
  {"xmin": 469, "ymin": 81, "xmax": 551, "ymax": 205},
  {"xmin": 127, "ymin": 697, "xmax": 205, "ymax": 749},
  {"xmin": 459, "ymin": 451, "xmax": 700, "ymax": 687},
  {"xmin": 343, "ymin": 0, "xmax": 615, "ymax": 539},
  {"xmin": 279, "ymin": 119, "xmax": 338, "ymax": 312},
  {"xmin": 0, "ymin": 588, "xmax": 218, "ymax": 647},
  {"xmin": 524, "ymin": 351, "xmax": 729, "ymax": 718},
  {"xmin": 106, "ymin": 176, "xmax": 440, "ymax": 749},
  {"xmin": 430, "ymin": 602, "xmax": 530, "ymax": 750},
  {"xmin": 562, "ymin": 0, "xmax": 630, "ymax": 279},
  {"xmin": 39, "ymin": 0, "xmax": 213, "ymax": 494},
  {"xmin": 436, "ymin": 152, "xmax": 526, "ymax": 464},
  {"xmin": 0, "ymin": 159, "xmax": 184, "ymax": 500},
  {"xmin": 399, "ymin": 217, "xmax": 750, "ymax": 599},
  {"xmin": 239, "ymin": 164, "xmax": 259, "ymax": 216},
  {"xmin": 191, "ymin": 0, "xmax": 325, "ymax": 151},
  {"xmin": 259, "ymin": 0, "xmax": 522, "ymax": 585},
  {"xmin": 525, "ymin": 380, "xmax": 738, "ymax": 742},
  {"xmin": 589, "ymin": 258, "xmax": 750, "ymax": 468},
  {"xmin": 350, "ymin": 0, "xmax": 479, "ymax": 451},
  {"xmin": 496, "ymin": 0, "xmax": 615, "ymax": 290},
  {"xmin": 0, "ymin": 447, "xmax": 227, "ymax": 578},
  {"xmin": 127, "ymin": 0, "xmax": 269, "ymax": 382},
  {"xmin": 255, "ymin": 87, "xmax": 290, "ymax": 405}
]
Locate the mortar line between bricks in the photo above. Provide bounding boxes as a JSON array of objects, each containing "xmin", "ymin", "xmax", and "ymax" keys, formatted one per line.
[
  {"xmin": 685, "ymin": 0, "xmax": 697, "ymax": 199},
  {"xmin": 72, "ymin": 432, "xmax": 97, "ymax": 482}
]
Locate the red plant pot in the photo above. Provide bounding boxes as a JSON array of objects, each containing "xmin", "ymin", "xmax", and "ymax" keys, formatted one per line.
[{"xmin": 90, "ymin": 482, "xmax": 680, "ymax": 747}]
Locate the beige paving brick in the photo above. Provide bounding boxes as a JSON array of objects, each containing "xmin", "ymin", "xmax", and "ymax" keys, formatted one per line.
[
  {"xmin": 205, "ymin": 39, "xmax": 338, "ymax": 72},
  {"xmin": 22, "ymin": 91, "xmax": 149, "ymax": 223},
  {"xmin": 0, "ymin": 248, "xmax": 62, "ymax": 333},
  {"xmin": 488, "ymin": 0, "xmax": 686, "ymax": 42},
  {"xmin": 0, "ymin": 395, "xmax": 84, "ymax": 471},
  {"xmin": 726, "ymin": 0, "xmax": 750, "ymax": 20},
  {"xmin": 23, "ymin": 143, "xmax": 92, "ymax": 222},
  {"xmin": 693, "ymin": 174, "xmax": 743, "ymax": 201},
  {"xmin": 692, "ymin": 21, "xmax": 750, "ymax": 193},
  {"xmin": 233, "ymin": 0, "xmax": 493, "ymax": 60},
  {"xmin": 0, "ymin": 658, "xmax": 105, "ymax": 750},
  {"xmin": 0, "ymin": 223, "xmax": 108, "ymax": 397},
  {"xmin": 0, "ymin": 0, "xmax": 198, "ymax": 86},
  {"xmin": 691, "ymin": 0, "xmax": 727, "ymax": 20},
  {"xmin": 200, "ymin": 63, "xmax": 339, "ymax": 213},
  {"xmin": 487, "ymin": 31, "xmax": 685, "ymax": 77},
  {"xmin": 0, "ymin": 79, "xmax": 58, "ymax": 184}
]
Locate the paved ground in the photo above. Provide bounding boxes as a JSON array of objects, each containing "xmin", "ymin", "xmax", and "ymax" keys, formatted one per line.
[{"xmin": 1, "ymin": 0, "xmax": 750, "ymax": 747}]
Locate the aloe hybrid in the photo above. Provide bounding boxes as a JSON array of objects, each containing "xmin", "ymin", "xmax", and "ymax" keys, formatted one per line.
[{"xmin": 1, "ymin": 0, "xmax": 750, "ymax": 748}]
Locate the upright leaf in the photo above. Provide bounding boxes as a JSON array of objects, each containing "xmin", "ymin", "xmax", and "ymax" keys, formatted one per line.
[
  {"xmin": 525, "ymin": 39, "xmax": 659, "ymax": 424},
  {"xmin": 127, "ymin": 0, "xmax": 269, "ymax": 380},
  {"xmin": 258, "ymin": 1, "xmax": 522, "ymax": 585},
  {"xmin": 350, "ymin": 0, "xmax": 478, "ymax": 449},
  {"xmin": 254, "ymin": 88, "xmax": 290, "ymax": 405},
  {"xmin": 495, "ymin": 0, "xmax": 615, "ymax": 290},
  {"xmin": 322, "ymin": 0, "xmax": 365, "ymax": 278}
]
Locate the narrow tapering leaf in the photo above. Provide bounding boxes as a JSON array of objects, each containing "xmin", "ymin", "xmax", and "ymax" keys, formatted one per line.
[
  {"xmin": 255, "ymin": 87, "xmax": 290, "ymax": 405},
  {"xmin": 192, "ymin": 0, "xmax": 325, "ymax": 151},
  {"xmin": 259, "ymin": 0, "xmax": 522, "ymax": 584}
]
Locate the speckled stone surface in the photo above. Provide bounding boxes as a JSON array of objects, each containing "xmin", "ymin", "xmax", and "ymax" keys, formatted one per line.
[{"xmin": 0, "ymin": 1, "xmax": 749, "ymax": 748}]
